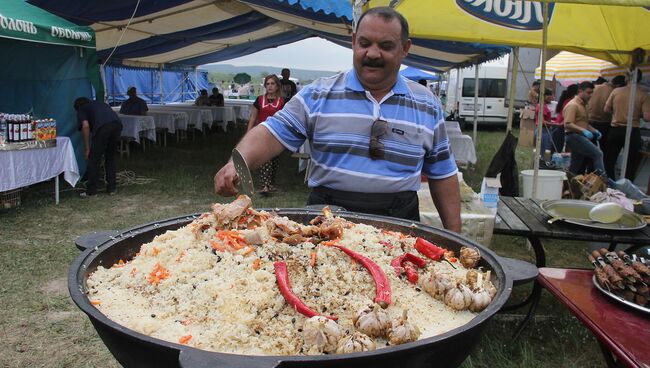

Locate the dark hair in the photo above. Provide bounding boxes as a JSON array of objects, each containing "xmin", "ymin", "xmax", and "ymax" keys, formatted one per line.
[
  {"xmin": 532, "ymin": 80, "xmax": 540, "ymax": 87},
  {"xmin": 212, "ymin": 87, "xmax": 219, "ymax": 93},
  {"xmin": 556, "ymin": 84, "xmax": 578, "ymax": 114},
  {"xmin": 543, "ymin": 88, "xmax": 553, "ymax": 96},
  {"xmin": 200, "ymin": 89, "xmax": 208, "ymax": 96},
  {"xmin": 357, "ymin": 7, "xmax": 409, "ymax": 43},
  {"xmin": 73, "ymin": 97, "xmax": 90, "ymax": 111},
  {"xmin": 593, "ymin": 77, "xmax": 607, "ymax": 85},
  {"xmin": 611, "ymin": 75, "xmax": 626, "ymax": 87},
  {"xmin": 578, "ymin": 81, "xmax": 595, "ymax": 91},
  {"xmin": 636, "ymin": 70, "xmax": 643, "ymax": 83},
  {"xmin": 281, "ymin": 68, "xmax": 290, "ymax": 74}
]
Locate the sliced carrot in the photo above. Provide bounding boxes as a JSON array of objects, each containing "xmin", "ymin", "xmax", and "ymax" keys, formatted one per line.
[
  {"xmin": 179, "ymin": 335, "xmax": 192, "ymax": 344},
  {"xmin": 321, "ymin": 240, "xmax": 337, "ymax": 247},
  {"xmin": 242, "ymin": 246, "xmax": 255, "ymax": 256},
  {"xmin": 310, "ymin": 251, "xmax": 317, "ymax": 267},
  {"xmin": 448, "ymin": 257, "xmax": 458, "ymax": 263},
  {"xmin": 130, "ymin": 267, "xmax": 138, "ymax": 277},
  {"xmin": 147, "ymin": 263, "xmax": 170, "ymax": 285},
  {"xmin": 90, "ymin": 300, "xmax": 101, "ymax": 306},
  {"xmin": 151, "ymin": 247, "xmax": 161, "ymax": 256},
  {"xmin": 175, "ymin": 250, "xmax": 187, "ymax": 262},
  {"xmin": 180, "ymin": 319, "xmax": 192, "ymax": 326},
  {"xmin": 252, "ymin": 258, "xmax": 261, "ymax": 270},
  {"xmin": 210, "ymin": 240, "xmax": 225, "ymax": 252},
  {"xmin": 112, "ymin": 259, "xmax": 126, "ymax": 268}
]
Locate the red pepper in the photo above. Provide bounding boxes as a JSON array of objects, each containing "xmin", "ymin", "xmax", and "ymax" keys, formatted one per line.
[
  {"xmin": 390, "ymin": 253, "xmax": 426, "ymax": 284},
  {"xmin": 274, "ymin": 262, "xmax": 337, "ymax": 321},
  {"xmin": 415, "ymin": 237, "xmax": 445, "ymax": 261},
  {"xmin": 379, "ymin": 240, "xmax": 393, "ymax": 250},
  {"xmin": 331, "ymin": 244, "xmax": 391, "ymax": 308},
  {"xmin": 403, "ymin": 262, "xmax": 419, "ymax": 284}
]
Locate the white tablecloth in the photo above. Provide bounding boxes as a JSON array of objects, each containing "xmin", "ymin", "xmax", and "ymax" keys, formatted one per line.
[
  {"xmin": 149, "ymin": 105, "xmax": 213, "ymax": 131},
  {"xmin": 449, "ymin": 135, "xmax": 477, "ymax": 166},
  {"xmin": 444, "ymin": 121, "xmax": 476, "ymax": 166},
  {"xmin": 117, "ymin": 114, "xmax": 156, "ymax": 143},
  {"xmin": 0, "ymin": 137, "xmax": 79, "ymax": 192},
  {"xmin": 224, "ymin": 99, "xmax": 254, "ymax": 121},
  {"xmin": 147, "ymin": 111, "xmax": 189, "ymax": 134}
]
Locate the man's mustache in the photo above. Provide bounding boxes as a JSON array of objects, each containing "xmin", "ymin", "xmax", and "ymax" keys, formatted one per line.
[{"xmin": 362, "ymin": 59, "xmax": 384, "ymax": 68}]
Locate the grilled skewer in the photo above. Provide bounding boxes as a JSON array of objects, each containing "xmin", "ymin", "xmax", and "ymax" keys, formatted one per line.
[
  {"xmin": 618, "ymin": 251, "xmax": 650, "ymax": 283},
  {"xmin": 591, "ymin": 251, "xmax": 625, "ymax": 289},
  {"xmin": 599, "ymin": 249, "xmax": 643, "ymax": 283},
  {"xmin": 588, "ymin": 255, "xmax": 613, "ymax": 291}
]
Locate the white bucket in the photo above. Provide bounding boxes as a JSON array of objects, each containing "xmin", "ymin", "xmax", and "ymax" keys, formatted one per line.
[{"xmin": 521, "ymin": 170, "xmax": 566, "ymax": 200}]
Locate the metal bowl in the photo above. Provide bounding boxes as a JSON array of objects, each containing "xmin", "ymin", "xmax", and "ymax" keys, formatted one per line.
[{"xmin": 69, "ymin": 209, "xmax": 512, "ymax": 368}]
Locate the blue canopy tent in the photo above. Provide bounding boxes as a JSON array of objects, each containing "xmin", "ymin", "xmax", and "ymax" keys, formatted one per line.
[{"xmin": 400, "ymin": 66, "xmax": 440, "ymax": 81}]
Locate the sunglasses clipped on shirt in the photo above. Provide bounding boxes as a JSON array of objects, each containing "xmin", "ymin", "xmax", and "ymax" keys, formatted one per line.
[{"xmin": 369, "ymin": 119, "xmax": 388, "ymax": 160}]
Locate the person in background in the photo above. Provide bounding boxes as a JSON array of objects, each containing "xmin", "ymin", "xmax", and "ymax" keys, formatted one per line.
[
  {"xmin": 74, "ymin": 97, "xmax": 123, "ymax": 197},
  {"xmin": 208, "ymin": 87, "xmax": 224, "ymax": 106},
  {"xmin": 195, "ymin": 89, "xmax": 210, "ymax": 106},
  {"xmin": 588, "ymin": 75, "xmax": 625, "ymax": 155},
  {"xmin": 119, "ymin": 86, "xmax": 148, "ymax": 116},
  {"xmin": 246, "ymin": 74, "xmax": 286, "ymax": 195},
  {"xmin": 593, "ymin": 76, "xmax": 607, "ymax": 85},
  {"xmin": 528, "ymin": 80, "xmax": 541, "ymax": 105},
  {"xmin": 553, "ymin": 84, "xmax": 579, "ymax": 152},
  {"xmin": 604, "ymin": 71, "xmax": 650, "ymax": 180},
  {"xmin": 418, "ymin": 79, "xmax": 428, "ymax": 87},
  {"xmin": 563, "ymin": 81, "xmax": 608, "ymax": 177},
  {"xmin": 280, "ymin": 68, "xmax": 297, "ymax": 101},
  {"xmin": 214, "ymin": 7, "xmax": 461, "ymax": 231},
  {"xmin": 534, "ymin": 88, "xmax": 561, "ymax": 154}
]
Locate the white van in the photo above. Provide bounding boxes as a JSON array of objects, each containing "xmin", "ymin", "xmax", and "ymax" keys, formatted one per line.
[{"xmin": 446, "ymin": 57, "xmax": 509, "ymax": 127}]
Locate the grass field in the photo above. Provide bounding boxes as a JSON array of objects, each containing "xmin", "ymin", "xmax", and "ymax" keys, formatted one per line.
[{"xmin": 0, "ymin": 123, "xmax": 607, "ymax": 367}]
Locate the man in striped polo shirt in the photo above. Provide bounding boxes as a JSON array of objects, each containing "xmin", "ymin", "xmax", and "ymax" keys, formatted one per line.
[{"xmin": 214, "ymin": 7, "xmax": 461, "ymax": 232}]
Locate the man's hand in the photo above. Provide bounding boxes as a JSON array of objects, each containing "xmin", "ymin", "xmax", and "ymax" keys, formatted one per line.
[{"xmin": 214, "ymin": 161, "xmax": 239, "ymax": 197}]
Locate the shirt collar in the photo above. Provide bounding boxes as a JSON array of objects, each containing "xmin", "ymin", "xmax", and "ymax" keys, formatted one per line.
[{"xmin": 344, "ymin": 69, "xmax": 409, "ymax": 95}]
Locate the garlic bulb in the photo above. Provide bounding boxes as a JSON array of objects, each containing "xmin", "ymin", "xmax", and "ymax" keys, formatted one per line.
[
  {"xmin": 468, "ymin": 289, "xmax": 492, "ymax": 312},
  {"xmin": 460, "ymin": 247, "xmax": 481, "ymax": 269},
  {"xmin": 484, "ymin": 270, "xmax": 497, "ymax": 299},
  {"xmin": 387, "ymin": 310, "xmax": 421, "ymax": 345},
  {"xmin": 353, "ymin": 304, "xmax": 391, "ymax": 337},
  {"xmin": 444, "ymin": 283, "xmax": 473, "ymax": 311},
  {"xmin": 421, "ymin": 271, "xmax": 453, "ymax": 300},
  {"xmin": 302, "ymin": 316, "xmax": 343, "ymax": 354},
  {"xmin": 336, "ymin": 331, "xmax": 376, "ymax": 354}
]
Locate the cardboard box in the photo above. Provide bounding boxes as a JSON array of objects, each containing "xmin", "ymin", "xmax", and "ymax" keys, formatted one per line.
[
  {"xmin": 519, "ymin": 118, "xmax": 535, "ymax": 148},
  {"xmin": 480, "ymin": 174, "xmax": 502, "ymax": 216}
]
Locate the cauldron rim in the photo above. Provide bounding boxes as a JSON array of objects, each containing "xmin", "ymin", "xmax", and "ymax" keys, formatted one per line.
[{"xmin": 69, "ymin": 208, "xmax": 513, "ymax": 366}]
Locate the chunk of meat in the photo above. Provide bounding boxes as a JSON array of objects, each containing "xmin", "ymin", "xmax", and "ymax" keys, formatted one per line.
[{"xmin": 211, "ymin": 195, "xmax": 252, "ymax": 225}]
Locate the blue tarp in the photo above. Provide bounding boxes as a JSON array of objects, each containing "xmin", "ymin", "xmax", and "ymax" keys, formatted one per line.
[
  {"xmin": 400, "ymin": 67, "xmax": 440, "ymax": 81},
  {"xmin": 105, "ymin": 65, "xmax": 210, "ymax": 104}
]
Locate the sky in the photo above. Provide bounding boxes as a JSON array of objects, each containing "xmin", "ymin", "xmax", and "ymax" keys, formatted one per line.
[{"xmin": 205, "ymin": 37, "xmax": 353, "ymax": 72}]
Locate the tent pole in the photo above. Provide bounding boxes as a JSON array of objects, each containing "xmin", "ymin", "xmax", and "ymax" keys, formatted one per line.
[
  {"xmin": 620, "ymin": 67, "xmax": 639, "ymax": 179},
  {"xmin": 506, "ymin": 47, "xmax": 520, "ymax": 133},
  {"xmin": 159, "ymin": 64, "xmax": 164, "ymax": 105},
  {"xmin": 473, "ymin": 62, "xmax": 479, "ymax": 147},
  {"xmin": 532, "ymin": 1, "xmax": 550, "ymax": 199},
  {"xmin": 455, "ymin": 67, "xmax": 461, "ymax": 120},
  {"xmin": 111, "ymin": 66, "xmax": 115, "ymax": 105}
]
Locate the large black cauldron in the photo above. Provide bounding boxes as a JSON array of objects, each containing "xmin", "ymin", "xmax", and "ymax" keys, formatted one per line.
[{"xmin": 70, "ymin": 209, "xmax": 512, "ymax": 368}]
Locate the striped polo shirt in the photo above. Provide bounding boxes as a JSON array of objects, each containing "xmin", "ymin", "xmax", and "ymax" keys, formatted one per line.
[{"xmin": 262, "ymin": 70, "xmax": 457, "ymax": 193}]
